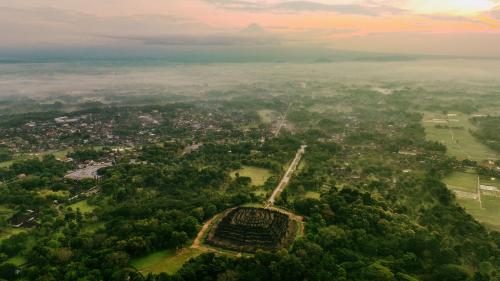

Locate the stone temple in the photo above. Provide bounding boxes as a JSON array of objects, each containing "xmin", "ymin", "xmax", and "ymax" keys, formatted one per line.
[{"xmin": 206, "ymin": 207, "xmax": 298, "ymax": 253}]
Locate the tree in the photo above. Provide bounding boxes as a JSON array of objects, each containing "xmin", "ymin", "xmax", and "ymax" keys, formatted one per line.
[
  {"xmin": 0, "ymin": 263, "xmax": 17, "ymax": 280},
  {"xmin": 171, "ymin": 231, "xmax": 188, "ymax": 248},
  {"xmin": 433, "ymin": 264, "xmax": 470, "ymax": 281},
  {"xmin": 360, "ymin": 263, "xmax": 396, "ymax": 281}
]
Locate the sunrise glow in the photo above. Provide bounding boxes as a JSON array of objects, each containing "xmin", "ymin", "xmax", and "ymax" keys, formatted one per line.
[
  {"xmin": 0, "ymin": 0, "xmax": 499, "ymax": 55},
  {"xmin": 408, "ymin": 0, "xmax": 496, "ymax": 14}
]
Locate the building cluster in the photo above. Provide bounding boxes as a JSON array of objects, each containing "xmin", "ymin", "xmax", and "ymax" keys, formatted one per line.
[{"xmin": 0, "ymin": 110, "xmax": 165, "ymax": 155}]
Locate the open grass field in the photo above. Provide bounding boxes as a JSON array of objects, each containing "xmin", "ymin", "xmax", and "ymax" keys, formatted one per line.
[
  {"xmin": 0, "ymin": 148, "xmax": 72, "ymax": 168},
  {"xmin": 131, "ymin": 248, "xmax": 202, "ymax": 274},
  {"xmin": 307, "ymin": 104, "xmax": 353, "ymax": 113},
  {"xmin": 457, "ymin": 197, "xmax": 500, "ymax": 232},
  {"xmin": 231, "ymin": 166, "xmax": 272, "ymax": 186},
  {"xmin": 423, "ymin": 112, "xmax": 499, "ymax": 161},
  {"xmin": 82, "ymin": 222, "xmax": 105, "ymax": 234},
  {"xmin": 253, "ymin": 189, "xmax": 269, "ymax": 198},
  {"xmin": 444, "ymin": 172, "xmax": 500, "ymax": 231},
  {"xmin": 68, "ymin": 200, "xmax": 95, "ymax": 214},
  {"xmin": 0, "ymin": 205, "xmax": 15, "ymax": 218},
  {"xmin": 0, "ymin": 227, "xmax": 27, "ymax": 242},
  {"xmin": 38, "ymin": 189, "xmax": 70, "ymax": 198},
  {"xmin": 443, "ymin": 172, "xmax": 478, "ymax": 192},
  {"xmin": 481, "ymin": 177, "xmax": 500, "ymax": 186},
  {"xmin": 304, "ymin": 191, "xmax": 321, "ymax": 199},
  {"xmin": 257, "ymin": 109, "xmax": 277, "ymax": 124},
  {"xmin": 6, "ymin": 255, "xmax": 27, "ymax": 266}
]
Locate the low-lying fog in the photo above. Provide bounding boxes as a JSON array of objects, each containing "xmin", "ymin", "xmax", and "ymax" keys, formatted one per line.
[{"xmin": 1, "ymin": 59, "xmax": 500, "ymax": 98}]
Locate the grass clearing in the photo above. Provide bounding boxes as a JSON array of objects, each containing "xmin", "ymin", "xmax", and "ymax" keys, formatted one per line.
[
  {"xmin": 423, "ymin": 112, "xmax": 499, "ymax": 161},
  {"xmin": 68, "ymin": 200, "xmax": 95, "ymax": 214},
  {"xmin": 131, "ymin": 248, "xmax": 202, "ymax": 274},
  {"xmin": 82, "ymin": 222, "xmax": 105, "ymax": 234},
  {"xmin": 0, "ymin": 205, "xmax": 15, "ymax": 217},
  {"xmin": 444, "ymin": 172, "xmax": 500, "ymax": 231},
  {"xmin": 0, "ymin": 149, "xmax": 72, "ymax": 168},
  {"xmin": 457, "ymin": 197, "xmax": 500, "ymax": 232},
  {"xmin": 6, "ymin": 255, "xmax": 27, "ymax": 266},
  {"xmin": 0, "ymin": 228, "xmax": 27, "ymax": 241},
  {"xmin": 304, "ymin": 191, "xmax": 321, "ymax": 199},
  {"xmin": 253, "ymin": 189, "xmax": 269, "ymax": 198},
  {"xmin": 231, "ymin": 166, "xmax": 272, "ymax": 186},
  {"xmin": 0, "ymin": 160, "xmax": 13, "ymax": 168},
  {"xmin": 242, "ymin": 202, "xmax": 265, "ymax": 208},
  {"xmin": 257, "ymin": 109, "xmax": 277, "ymax": 124},
  {"xmin": 308, "ymin": 104, "xmax": 353, "ymax": 113},
  {"xmin": 38, "ymin": 189, "xmax": 70, "ymax": 198}
]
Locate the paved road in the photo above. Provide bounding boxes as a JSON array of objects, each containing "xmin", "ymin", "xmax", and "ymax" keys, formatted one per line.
[
  {"xmin": 266, "ymin": 145, "xmax": 306, "ymax": 207},
  {"xmin": 274, "ymin": 103, "xmax": 292, "ymax": 137}
]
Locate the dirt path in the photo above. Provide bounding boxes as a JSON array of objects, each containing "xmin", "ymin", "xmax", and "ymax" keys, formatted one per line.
[
  {"xmin": 266, "ymin": 145, "xmax": 306, "ymax": 207},
  {"xmin": 191, "ymin": 215, "xmax": 218, "ymax": 249}
]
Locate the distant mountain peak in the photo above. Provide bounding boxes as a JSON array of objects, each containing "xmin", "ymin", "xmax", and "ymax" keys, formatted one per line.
[{"xmin": 240, "ymin": 23, "xmax": 267, "ymax": 35}]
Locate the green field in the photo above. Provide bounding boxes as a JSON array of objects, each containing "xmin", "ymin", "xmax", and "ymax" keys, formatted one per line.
[
  {"xmin": 231, "ymin": 166, "xmax": 272, "ymax": 186},
  {"xmin": 0, "ymin": 149, "xmax": 72, "ymax": 168},
  {"xmin": 0, "ymin": 205, "xmax": 15, "ymax": 217},
  {"xmin": 307, "ymin": 104, "xmax": 353, "ymax": 113},
  {"xmin": 457, "ymin": 197, "xmax": 500, "ymax": 232},
  {"xmin": 443, "ymin": 172, "xmax": 500, "ymax": 231},
  {"xmin": 257, "ymin": 110, "xmax": 276, "ymax": 124},
  {"xmin": 6, "ymin": 255, "xmax": 27, "ymax": 266},
  {"xmin": 443, "ymin": 172, "xmax": 478, "ymax": 192},
  {"xmin": 68, "ymin": 200, "xmax": 96, "ymax": 214},
  {"xmin": 0, "ymin": 160, "xmax": 13, "ymax": 168},
  {"xmin": 0, "ymin": 227, "xmax": 27, "ymax": 241},
  {"xmin": 82, "ymin": 222, "xmax": 105, "ymax": 234},
  {"xmin": 423, "ymin": 112, "xmax": 499, "ymax": 161},
  {"xmin": 38, "ymin": 189, "xmax": 70, "ymax": 198},
  {"xmin": 131, "ymin": 248, "xmax": 202, "ymax": 274},
  {"xmin": 304, "ymin": 191, "xmax": 321, "ymax": 199}
]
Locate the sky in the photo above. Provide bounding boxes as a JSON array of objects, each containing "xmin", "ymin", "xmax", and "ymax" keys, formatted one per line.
[{"xmin": 1, "ymin": 0, "xmax": 499, "ymax": 56}]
